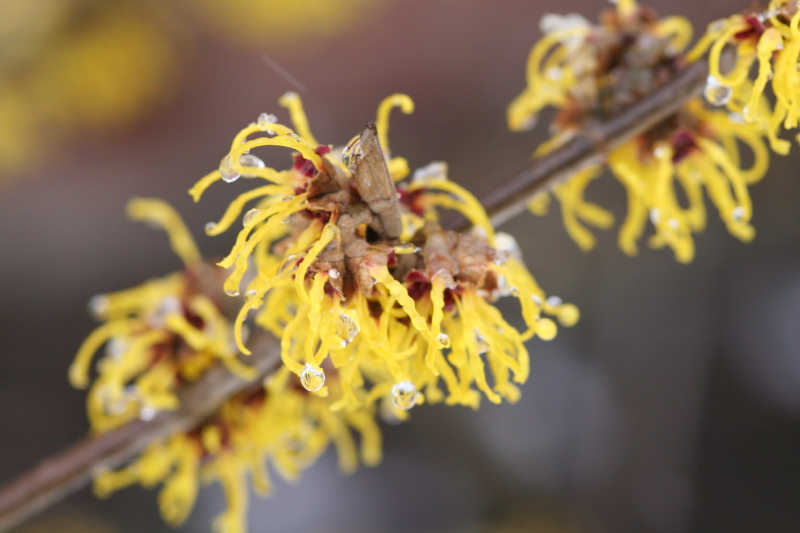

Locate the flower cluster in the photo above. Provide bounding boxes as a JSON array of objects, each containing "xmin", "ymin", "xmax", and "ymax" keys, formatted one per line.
[
  {"xmin": 692, "ymin": 0, "xmax": 800, "ymax": 154},
  {"xmin": 92, "ymin": 365, "xmax": 381, "ymax": 533},
  {"xmin": 73, "ymin": 199, "xmax": 381, "ymax": 533},
  {"xmin": 70, "ymin": 198, "xmax": 255, "ymax": 433},
  {"xmin": 192, "ymin": 93, "xmax": 578, "ymax": 413},
  {"xmin": 509, "ymin": 0, "xmax": 780, "ymax": 263},
  {"xmin": 74, "ymin": 95, "xmax": 578, "ymax": 533}
]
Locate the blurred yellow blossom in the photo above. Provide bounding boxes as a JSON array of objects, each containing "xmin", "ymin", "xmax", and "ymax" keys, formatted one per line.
[{"xmin": 509, "ymin": 0, "xmax": 775, "ymax": 263}]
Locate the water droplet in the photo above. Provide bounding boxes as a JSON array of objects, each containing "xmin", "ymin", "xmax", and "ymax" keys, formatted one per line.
[
  {"xmin": 287, "ymin": 132, "xmax": 301, "ymax": 142},
  {"xmin": 546, "ymin": 295, "xmax": 563, "ymax": 307},
  {"xmin": 493, "ymin": 232, "xmax": 522, "ymax": 261},
  {"xmin": 282, "ymin": 195, "xmax": 293, "ymax": 202},
  {"xmin": 335, "ymin": 313, "xmax": 360, "ymax": 347},
  {"xmin": 279, "ymin": 254, "xmax": 302, "ymax": 274},
  {"xmin": 300, "ymin": 364, "xmax": 325, "ymax": 391},
  {"xmin": 342, "ymin": 137, "xmax": 363, "ymax": 171},
  {"xmin": 239, "ymin": 154, "xmax": 265, "ymax": 177},
  {"xmin": 105, "ymin": 337, "xmax": 127, "ymax": 360},
  {"xmin": 257, "ymin": 113, "xmax": 277, "ymax": 134},
  {"xmin": 532, "ymin": 294, "xmax": 542, "ymax": 305},
  {"xmin": 650, "ymin": 208, "xmax": 660, "ymax": 224},
  {"xmin": 729, "ymin": 113, "xmax": 745, "ymax": 124},
  {"xmin": 328, "ymin": 268, "xmax": 341, "ymax": 279},
  {"xmin": 474, "ymin": 329, "xmax": 489, "ymax": 355},
  {"xmin": 219, "ymin": 155, "xmax": 241, "ymax": 183},
  {"xmin": 205, "ymin": 222, "xmax": 217, "ymax": 234},
  {"xmin": 148, "ymin": 296, "xmax": 182, "ymax": 327},
  {"xmin": 391, "ymin": 381, "xmax": 418, "ymax": 410},
  {"xmin": 411, "ymin": 161, "xmax": 448, "ymax": 183},
  {"xmin": 708, "ymin": 19, "xmax": 727, "ymax": 33},
  {"xmin": 518, "ymin": 113, "xmax": 539, "ymax": 131},
  {"xmin": 88, "ymin": 294, "xmax": 109, "ymax": 319},
  {"xmin": 732, "ymin": 206, "xmax": 744, "ymax": 220},
  {"xmin": 139, "ymin": 406, "xmax": 157, "ymax": 421},
  {"xmin": 393, "ymin": 243, "xmax": 420, "ymax": 254},
  {"xmin": 281, "ymin": 216, "xmax": 291, "ymax": 224},
  {"xmin": 545, "ymin": 67, "xmax": 562, "ymax": 81},
  {"xmin": 704, "ymin": 76, "xmax": 732, "ymax": 106},
  {"xmin": 668, "ymin": 218, "xmax": 680, "ymax": 229},
  {"xmin": 243, "ymin": 208, "xmax": 260, "ymax": 226},
  {"xmin": 653, "ymin": 146, "xmax": 666, "ymax": 158},
  {"xmin": 509, "ymin": 287, "xmax": 520, "ymax": 297},
  {"xmin": 225, "ymin": 287, "xmax": 240, "ymax": 297},
  {"xmin": 437, "ymin": 333, "xmax": 451, "ymax": 348}
]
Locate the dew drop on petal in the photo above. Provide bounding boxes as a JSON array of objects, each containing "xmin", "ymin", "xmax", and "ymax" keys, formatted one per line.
[
  {"xmin": 342, "ymin": 138, "xmax": 363, "ymax": 172},
  {"xmin": 411, "ymin": 161, "xmax": 449, "ymax": 184},
  {"xmin": 668, "ymin": 218, "xmax": 680, "ymax": 229},
  {"xmin": 437, "ymin": 333, "xmax": 451, "ymax": 348},
  {"xmin": 257, "ymin": 113, "xmax": 277, "ymax": 134},
  {"xmin": 88, "ymin": 294, "xmax": 109, "ymax": 319},
  {"xmin": 239, "ymin": 154, "xmax": 265, "ymax": 177},
  {"xmin": 708, "ymin": 19, "xmax": 727, "ymax": 33},
  {"xmin": 546, "ymin": 295, "xmax": 563, "ymax": 307},
  {"xmin": 139, "ymin": 406, "xmax": 157, "ymax": 421},
  {"xmin": 704, "ymin": 76, "xmax": 732, "ymax": 106},
  {"xmin": 219, "ymin": 155, "xmax": 241, "ymax": 183},
  {"xmin": 243, "ymin": 208, "xmax": 260, "ymax": 226},
  {"xmin": 105, "ymin": 337, "xmax": 127, "ymax": 360},
  {"xmin": 393, "ymin": 243, "xmax": 420, "ymax": 254},
  {"xmin": 205, "ymin": 222, "xmax": 217, "ymax": 234},
  {"xmin": 300, "ymin": 364, "xmax": 325, "ymax": 391},
  {"xmin": 391, "ymin": 381, "xmax": 418, "ymax": 410},
  {"xmin": 474, "ymin": 329, "xmax": 489, "ymax": 355},
  {"xmin": 328, "ymin": 268, "xmax": 341, "ymax": 279},
  {"xmin": 225, "ymin": 287, "xmax": 240, "ymax": 297},
  {"xmin": 281, "ymin": 216, "xmax": 291, "ymax": 224},
  {"xmin": 732, "ymin": 206, "xmax": 745, "ymax": 221},
  {"xmin": 335, "ymin": 313, "xmax": 360, "ymax": 347},
  {"xmin": 650, "ymin": 208, "xmax": 660, "ymax": 224}
]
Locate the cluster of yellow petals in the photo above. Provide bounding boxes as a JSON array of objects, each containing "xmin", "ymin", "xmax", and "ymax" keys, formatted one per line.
[
  {"xmin": 72, "ymin": 199, "xmax": 382, "ymax": 533},
  {"xmin": 75, "ymin": 94, "xmax": 578, "ymax": 533},
  {"xmin": 93, "ymin": 365, "xmax": 381, "ymax": 533},
  {"xmin": 70, "ymin": 199, "xmax": 254, "ymax": 433},
  {"xmin": 192, "ymin": 92, "xmax": 578, "ymax": 417},
  {"xmin": 509, "ymin": 0, "xmax": 778, "ymax": 263},
  {"xmin": 691, "ymin": 0, "xmax": 800, "ymax": 155}
]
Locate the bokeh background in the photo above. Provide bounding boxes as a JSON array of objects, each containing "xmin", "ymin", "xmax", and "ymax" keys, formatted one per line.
[{"xmin": 2, "ymin": 1, "xmax": 800, "ymax": 532}]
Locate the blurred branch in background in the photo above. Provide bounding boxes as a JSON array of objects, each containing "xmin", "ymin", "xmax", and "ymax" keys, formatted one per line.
[{"xmin": 0, "ymin": 55, "xmax": 707, "ymax": 533}]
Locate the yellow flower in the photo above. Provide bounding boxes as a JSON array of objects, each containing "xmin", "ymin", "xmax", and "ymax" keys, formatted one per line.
[
  {"xmin": 192, "ymin": 92, "xmax": 577, "ymax": 416},
  {"xmin": 509, "ymin": 0, "xmax": 774, "ymax": 263},
  {"xmin": 94, "ymin": 364, "xmax": 381, "ymax": 533},
  {"xmin": 689, "ymin": 0, "xmax": 800, "ymax": 154},
  {"xmin": 70, "ymin": 198, "xmax": 255, "ymax": 433}
]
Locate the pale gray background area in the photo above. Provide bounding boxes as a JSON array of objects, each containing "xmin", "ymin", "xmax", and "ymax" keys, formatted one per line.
[{"xmin": 2, "ymin": 1, "xmax": 799, "ymax": 532}]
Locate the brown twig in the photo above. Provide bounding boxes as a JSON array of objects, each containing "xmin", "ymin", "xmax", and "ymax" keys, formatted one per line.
[{"xmin": 0, "ymin": 58, "xmax": 708, "ymax": 533}]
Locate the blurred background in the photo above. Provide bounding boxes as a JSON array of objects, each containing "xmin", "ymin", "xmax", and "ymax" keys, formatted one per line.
[{"xmin": 1, "ymin": 0, "xmax": 799, "ymax": 532}]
